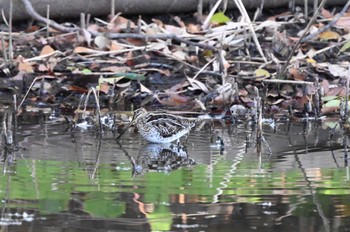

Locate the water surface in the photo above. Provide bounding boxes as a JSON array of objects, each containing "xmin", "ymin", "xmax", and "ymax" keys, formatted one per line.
[{"xmin": 1, "ymin": 115, "xmax": 349, "ymax": 232}]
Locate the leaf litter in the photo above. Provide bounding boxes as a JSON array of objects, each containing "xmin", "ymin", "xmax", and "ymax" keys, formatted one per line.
[{"xmin": 2, "ymin": 0, "xmax": 350, "ymax": 133}]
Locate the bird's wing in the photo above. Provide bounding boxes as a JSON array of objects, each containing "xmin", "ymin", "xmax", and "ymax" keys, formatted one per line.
[{"xmin": 145, "ymin": 113, "xmax": 192, "ymax": 138}]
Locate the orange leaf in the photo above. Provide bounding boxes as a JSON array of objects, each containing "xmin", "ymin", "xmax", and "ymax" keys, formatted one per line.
[
  {"xmin": 318, "ymin": 31, "xmax": 340, "ymax": 40},
  {"xmin": 16, "ymin": 56, "xmax": 33, "ymax": 73},
  {"xmin": 40, "ymin": 45, "xmax": 55, "ymax": 56},
  {"xmin": 68, "ymin": 85, "xmax": 88, "ymax": 94},
  {"xmin": 289, "ymin": 67, "xmax": 306, "ymax": 81},
  {"xmin": 109, "ymin": 41, "xmax": 124, "ymax": 51}
]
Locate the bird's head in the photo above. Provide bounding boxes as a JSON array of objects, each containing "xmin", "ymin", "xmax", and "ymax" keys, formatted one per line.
[{"xmin": 131, "ymin": 107, "xmax": 148, "ymax": 123}]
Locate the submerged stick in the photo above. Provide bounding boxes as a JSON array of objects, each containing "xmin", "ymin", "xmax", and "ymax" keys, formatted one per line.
[
  {"xmin": 116, "ymin": 112, "xmax": 136, "ymax": 140},
  {"xmin": 344, "ymin": 64, "xmax": 350, "ymax": 122}
]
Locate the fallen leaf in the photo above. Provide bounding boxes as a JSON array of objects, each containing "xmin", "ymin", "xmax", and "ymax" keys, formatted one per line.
[
  {"xmin": 40, "ymin": 45, "xmax": 55, "ymax": 56},
  {"xmin": 289, "ymin": 67, "xmax": 306, "ymax": 80},
  {"xmin": 17, "ymin": 56, "xmax": 34, "ymax": 73},
  {"xmin": 109, "ymin": 41, "xmax": 124, "ymax": 51},
  {"xmin": 73, "ymin": 46, "xmax": 97, "ymax": 54},
  {"xmin": 326, "ymin": 86, "xmax": 345, "ymax": 96},
  {"xmin": 328, "ymin": 64, "xmax": 347, "ymax": 78},
  {"xmin": 254, "ymin": 68, "xmax": 270, "ymax": 78},
  {"xmin": 94, "ymin": 35, "xmax": 110, "ymax": 49},
  {"xmin": 187, "ymin": 23, "xmax": 201, "ymax": 33},
  {"xmin": 318, "ymin": 31, "xmax": 340, "ymax": 41},
  {"xmin": 321, "ymin": 79, "xmax": 329, "ymax": 94},
  {"xmin": 321, "ymin": 106, "xmax": 338, "ymax": 114},
  {"xmin": 68, "ymin": 85, "xmax": 88, "ymax": 93},
  {"xmin": 323, "ymin": 99, "xmax": 340, "ymax": 107},
  {"xmin": 321, "ymin": 8, "xmax": 333, "ymax": 19},
  {"xmin": 322, "ymin": 96, "xmax": 338, "ymax": 102},
  {"xmin": 210, "ymin": 12, "xmax": 231, "ymax": 24},
  {"xmin": 339, "ymin": 40, "xmax": 350, "ymax": 53}
]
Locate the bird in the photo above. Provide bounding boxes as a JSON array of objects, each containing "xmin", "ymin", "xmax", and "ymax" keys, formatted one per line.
[{"xmin": 117, "ymin": 108, "xmax": 197, "ymax": 143}]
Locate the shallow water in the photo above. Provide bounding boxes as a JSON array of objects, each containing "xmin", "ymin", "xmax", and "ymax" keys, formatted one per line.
[{"xmin": 1, "ymin": 114, "xmax": 350, "ymax": 232}]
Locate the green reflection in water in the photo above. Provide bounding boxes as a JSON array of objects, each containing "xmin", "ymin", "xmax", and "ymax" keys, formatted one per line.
[{"xmin": 1, "ymin": 157, "xmax": 350, "ymax": 224}]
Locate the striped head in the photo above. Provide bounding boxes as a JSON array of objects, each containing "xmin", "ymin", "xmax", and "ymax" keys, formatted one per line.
[{"xmin": 132, "ymin": 108, "xmax": 148, "ymax": 123}]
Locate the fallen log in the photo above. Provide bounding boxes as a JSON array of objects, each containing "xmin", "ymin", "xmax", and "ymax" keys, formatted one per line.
[{"xmin": 1, "ymin": 0, "xmax": 348, "ymax": 21}]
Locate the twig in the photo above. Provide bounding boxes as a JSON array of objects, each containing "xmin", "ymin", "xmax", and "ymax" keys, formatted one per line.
[
  {"xmin": 234, "ymin": 0, "xmax": 267, "ymax": 62},
  {"xmin": 8, "ymin": 0, "xmax": 13, "ymax": 62},
  {"xmin": 20, "ymin": 0, "xmax": 78, "ymax": 33},
  {"xmin": 278, "ymin": 0, "xmax": 327, "ymax": 79},
  {"xmin": 193, "ymin": 57, "xmax": 216, "ymax": 79},
  {"xmin": 46, "ymin": 4, "xmax": 50, "ymax": 38},
  {"xmin": 18, "ymin": 75, "xmax": 57, "ymax": 110},
  {"xmin": 106, "ymin": 32, "xmax": 217, "ymax": 51},
  {"xmin": 202, "ymin": 0, "xmax": 223, "ymax": 30},
  {"xmin": 345, "ymin": 64, "xmax": 350, "ymax": 122},
  {"xmin": 1, "ymin": 33, "xmax": 8, "ymax": 65},
  {"xmin": 262, "ymin": 79, "xmax": 314, "ymax": 85},
  {"xmin": 20, "ymin": 0, "xmax": 217, "ymax": 51},
  {"xmin": 111, "ymin": 0, "xmax": 115, "ymax": 18},
  {"xmin": 83, "ymin": 87, "xmax": 102, "ymax": 134},
  {"xmin": 302, "ymin": 0, "xmax": 350, "ymax": 42}
]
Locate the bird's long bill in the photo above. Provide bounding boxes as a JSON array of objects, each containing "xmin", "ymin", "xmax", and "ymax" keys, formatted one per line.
[{"xmin": 116, "ymin": 114, "xmax": 136, "ymax": 140}]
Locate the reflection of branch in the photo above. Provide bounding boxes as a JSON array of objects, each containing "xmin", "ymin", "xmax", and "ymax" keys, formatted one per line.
[
  {"xmin": 116, "ymin": 141, "xmax": 138, "ymax": 176},
  {"xmin": 89, "ymin": 137, "xmax": 102, "ymax": 179},
  {"xmin": 294, "ymin": 153, "xmax": 331, "ymax": 232}
]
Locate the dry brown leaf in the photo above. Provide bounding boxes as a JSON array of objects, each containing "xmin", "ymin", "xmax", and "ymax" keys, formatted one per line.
[
  {"xmin": 126, "ymin": 38, "xmax": 145, "ymax": 46},
  {"xmin": 326, "ymin": 86, "xmax": 345, "ymax": 97},
  {"xmin": 68, "ymin": 85, "xmax": 88, "ymax": 94},
  {"xmin": 321, "ymin": 79, "xmax": 329, "ymax": 94},
  {"xmin": 321, "ymin": 8, "xmax": 333, "ymax": 19},
  {"xmin": 321, "ymin": 106, "xmax": 338, "ymax": 114},
  {"xmin": 156, "ymin": 94, "xmax": 191, "ymax": 106},
  {"xmin": 109, "ymin": 41, "xmax": 124, "ymax": 51},
  {"xmin": 99, "ymin": 83, "xmax": 110, "ymax": 94},
  {"xmin": 73, "ymin": 46, "xmax": 99, "ymax": 54},
  {"xmin": 17, "ymin": 56, "xmax": 34, "ymax": 73},
  {"xmin": 336, "ymin": 15, "xmax": 350, "ymax": 29},
  {"xmin": 187, "ymin": 23, "xmax": 201, "ymax": 33},
  {"xmin": 40, "ymin": 45, "xmax": 55, "ymax": 56},
  {"xmin": 289, "ymin": 67, "xmax": 306, "ymax": 81}
]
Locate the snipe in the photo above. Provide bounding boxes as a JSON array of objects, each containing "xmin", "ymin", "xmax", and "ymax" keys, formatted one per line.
[{"xmin": 117, "ymin": 108, "xmax": 197, "ymax": 143}]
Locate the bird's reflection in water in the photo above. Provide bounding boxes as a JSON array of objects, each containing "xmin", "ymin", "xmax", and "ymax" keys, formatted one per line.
[{"xmin": 132, "ymin": 143, "xmax": 196, "ymax": 176}]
